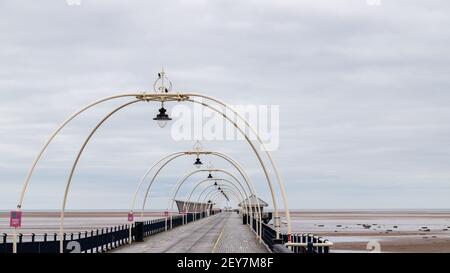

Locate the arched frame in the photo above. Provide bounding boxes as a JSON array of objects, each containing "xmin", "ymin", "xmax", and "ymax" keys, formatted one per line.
[{"xmin": 14, "ymin": 92, "xmax": 292, "ymax": 253}]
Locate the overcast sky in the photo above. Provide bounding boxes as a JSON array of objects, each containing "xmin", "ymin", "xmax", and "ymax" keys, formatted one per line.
[{"xmin": 1, "ymin": 0, "xmax": 450, "ymax": 210}]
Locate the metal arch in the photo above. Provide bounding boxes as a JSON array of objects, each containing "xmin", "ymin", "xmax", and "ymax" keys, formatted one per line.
[
  {"xmin": 137, "ymin": 151, "xmax": 263, "ymax": 238},
  {"xmin": 130, "ymin": 151, "xmax": 185, "ymax": 216},
  {"xmin": 182, "ymin": 178, "xmax": 249, "ymax": 217},
  {"xmin": 59, "ymin": 99, "xmax": 144, "ymax": 252},
  {"xmin": 209, "ymin": 189, "xmax": 241, "ymax": 208},
  {"xmin": 166, "ymin": 169, "xmax": 254, "ymax": 217},
  {"xmin": 166, "ymin": 169, "xmax": 257, "ymax": 232},
  {"xmin": 17, "ymin": 89, "xmax": 291, "ymax": 252},
  {"xmin": 211, "ymin": 189, "xmax": 236, "ymax": 208},
  {"xmin": 179, "ymin": 187, "xmax": 243, "ymax": 227},
  {"xmin": 18, "ymin": 93, "xmax": 141, "ymax": 209},
  {"xmin": 183, "ymin": 178, "xmax": 249, "ymax": 213},
  {"xmin": 207, "ymin": 189, "xmax": 238, "ymax": 208},
  {"xmin": 208, "ymin": 189, "xmax": 243, "ymax": 213},
  {"xmin": 191, "ymin": 185, "xmax": 244, "ymax": 219},
  {"xmin": 186, "ymin": 93, "xmax": 291, "ymax": 238},
  {"xmin": 165, "ymin": 168, "xmax": 261, "ymax": 240},
  {"xmin": 60, "ymin": 134, "xmax": 263, "ymax": 249},
  {"xmin": 18, "ymin": 93, "xmax": 187, "ymax": 208},
  {"xmin": 200, "ymin": 186, "xmax": 238, "ymax": 207},
  {"xmin": 187, "ymin": 178, "xmax": 253, "ymax": 217},
  {"xmin": 206, "ymin": 188, "xmax": 240, "ymax": 206},
  {"xmin": 56, "ymin": 97, "xmax": 184, "ymax": 250},
  {"xmin": 197, "ymin": 184, "xmax": 243, "ymax": 205},
  {"xmin": 187, "ymin": 178, "xmax": 249, "ymax": 214},
  {"xmin": 15, "ymin": 93, "xmax": 185, "ymax": 252},
  {"xmin": 186, "ymin": 98, "xmax": 283, "ymax": 238},
  {"xmin": 138, "ymin": 151, "xmax": 261, "ymax": 216},
  {"xmin": 137, "ymin": 152, "xmax": 187, "ymax": 217},
  {"xmin": 166, "ymin": 169, "xmax": 254, "ymax": 219},
  {"xmin": 13, "ymin": 93, "xmax": 184, "ymax": 252},
  {"xmin": 179, "ymin": 178, "xmax": 250, "ymax": 223},
  {"xmin": 209, "ymin": 151, "xmax": 262, "ymax": 238},
  {"xmin": 138, "ymin": 156, "xmax": 260, "ymax": 223},
  {"xmin": 194, "ymin": 185, "xmax": 247, "ymax": 215}
]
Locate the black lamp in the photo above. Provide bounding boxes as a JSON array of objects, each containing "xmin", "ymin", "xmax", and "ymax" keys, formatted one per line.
[
  {"xmin": 153, "ymin": 102, "xmax": 172, "ymax": 128},
  {"xmin": 193, "ymin": 157, "xmax": 202, "ymax": 168}
]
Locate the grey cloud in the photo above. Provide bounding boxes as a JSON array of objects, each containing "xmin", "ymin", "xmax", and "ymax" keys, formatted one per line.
[{"xmin": 1, "ymin": 0, "xmax": 450, "ymax": 209}]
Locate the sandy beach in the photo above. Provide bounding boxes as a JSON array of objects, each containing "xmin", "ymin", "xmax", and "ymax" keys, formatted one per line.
[
  {"xmin": 287, "ymin": 210, "xmax": 450, "ymax": 253},
  {"xmin": 0, "ymin": 211, "xmax": 166, "ymax": 239}
]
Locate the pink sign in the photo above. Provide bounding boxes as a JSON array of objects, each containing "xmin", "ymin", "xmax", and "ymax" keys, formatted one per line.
[
  {"xmin": 127, "ymin": 212, "xmax": 134, "ymax": 222},
  {"xmin": 10, "ymin": 211, "xmax": 22, "ymax": 228}
]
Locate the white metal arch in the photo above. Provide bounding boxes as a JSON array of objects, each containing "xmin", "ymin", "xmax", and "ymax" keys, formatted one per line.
[
  {"xmin": 182, "ymin": 178, "xmax": 250, "ymax": 218},
  {"xmin": 15, "ymin": 90, "xmax": 292, "ymax": 253},
  {"xmin": 166, "ymin": 169, "xmax": 258, "ymax": 233}
]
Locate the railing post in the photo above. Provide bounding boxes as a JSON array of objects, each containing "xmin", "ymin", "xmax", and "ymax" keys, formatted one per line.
[
  {"xmin": 63, "ymin": 233, "xmax": 67, "ymax": 253},
  {"xmin": 101, "ymin": 228, "xmax": 105, "ymax": 252},
  {"xmin": 76, "ymin": 232, "xmax": 81, "ymax": 253},
  {"xmin": 16, "ymin": 232, "xmax": 23, "ymax": 253},
  {"xmin": 95, "ymin": 230, "xmax": 99, "ymax": 253},
  {"xmin": 118, "ymin": 226, "xmax": 121, "ymax": 245},
  {"xmin": 51, "ymin": 233, "xmax": 57, "ymax": 253},
  {"xmin": 128, "ymin": 222, "xmax": 133, "ymax": 244},
  {"xmin": 324, "ymin": 239, "xmax": 330, "ymax": 253},
  {"xmin": 307, "ymin": 234, "xmax": 313, "ymax": 253},
  {"xmin": 313, "ymin": 235, "xmax": 318, "ymax": 253},
  {"xmin": 90, "ymin": 230, "xmax": 94, "ymax": 253},
  {"xmin": 124, "ymin": 225, "xmax": 127, "ymax": 244},
  {"xmin": 106, "ymin": 228, "xmax": 110, "ymax": 250},
  {"xmin": 2, "ymin": 233, "xmax": 7, "ymax": 254},
  {"xmin": 317, "ymin": 237, "xmax": 323, "ymax": 253},
  {"xmin": 113, "ymin": 227, "xmax": 117, "ymax": 248},
  {"xmin": 110, "ymin": 227, "xmax": 114, "ymax": 249}
]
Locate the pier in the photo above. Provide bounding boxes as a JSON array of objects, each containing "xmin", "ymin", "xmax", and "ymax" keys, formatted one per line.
[
  {"xmin": 3, "ymin": 72, "xmax": 332, "ymax": 254},
  {"xmin": 113, "ymin": 212, "xmax": 267, "ymax": 253}
]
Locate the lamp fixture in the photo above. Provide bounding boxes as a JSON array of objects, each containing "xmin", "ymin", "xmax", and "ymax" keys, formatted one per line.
[{"xmin": 153, "ymin": 101, "xmax": 172, "ymax": 128}]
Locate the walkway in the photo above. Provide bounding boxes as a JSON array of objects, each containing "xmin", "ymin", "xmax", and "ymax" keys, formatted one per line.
[
  {"xmin": 213, "ymin": 212, "xmax": 267, "ymax": 253},
  {"xmin": 112, "ymin": 212, "xmax": 268, "ymax": 253}
]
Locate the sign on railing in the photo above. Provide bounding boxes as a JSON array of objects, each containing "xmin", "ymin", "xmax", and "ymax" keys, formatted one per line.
[{"xmin": 9, "ymin": 211, "xmax": 22, "ymax": 228}]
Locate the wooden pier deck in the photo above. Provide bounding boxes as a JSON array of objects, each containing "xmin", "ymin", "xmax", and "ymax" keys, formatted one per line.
[{"xmin": 112, "ymin": 212, "xmax": 268, "ymax": 253}]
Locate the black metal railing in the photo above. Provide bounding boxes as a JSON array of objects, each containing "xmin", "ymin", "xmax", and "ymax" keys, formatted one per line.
[
  {"xmin": 1, "ymin": 225, "xmax": 131, "ymax": 253},
  {"xmin": 248, "ymin": 215, "xmax": 331, "ymax": 253},
  {"xmin": 282, "ymin": 233, "xmax": 331, "ymax": 253},
  {"xmin": 0, "ymin": 211, "xmax": 211, "ymax": 253}
]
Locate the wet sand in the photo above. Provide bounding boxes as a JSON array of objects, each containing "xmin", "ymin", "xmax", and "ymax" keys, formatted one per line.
[
  {"xmin": 287, "ymin": 210, "xmax": 450, "ymax": 253},
  {"xmin": 0, "ymin": 211, "xmax": 167, "ymax": 240}
]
